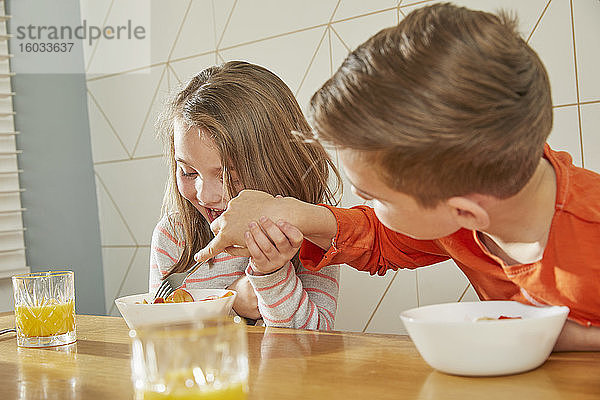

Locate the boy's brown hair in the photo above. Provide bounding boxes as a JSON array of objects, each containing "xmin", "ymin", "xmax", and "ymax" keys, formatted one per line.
[{"xmin": 309, "ymin": 3, "xmax": 553, "ymax": 207}]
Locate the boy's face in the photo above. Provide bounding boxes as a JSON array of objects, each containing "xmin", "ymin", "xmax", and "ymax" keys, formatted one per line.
[{"xmin": 339, "ymin": 149, "xmax": 461, "ymax": 240}]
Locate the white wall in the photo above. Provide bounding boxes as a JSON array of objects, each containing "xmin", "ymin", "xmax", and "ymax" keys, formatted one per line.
[{"xmin": 83, "ymin": 0, "xmax": 600, "ymax": 333}]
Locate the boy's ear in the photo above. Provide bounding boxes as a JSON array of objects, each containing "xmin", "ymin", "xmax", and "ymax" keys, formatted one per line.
[{"xmin": 446, "ymin": 196, "xmax": 490, "ymax": 231}]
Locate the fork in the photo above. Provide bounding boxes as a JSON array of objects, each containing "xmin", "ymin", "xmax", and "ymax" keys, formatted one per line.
[{"xmin": 153, "ymin": 261, "xmax": 202, "ymax": 301}]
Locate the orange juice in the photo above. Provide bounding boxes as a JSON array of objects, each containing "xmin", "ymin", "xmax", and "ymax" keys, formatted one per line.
[
  {"xmin": 142, "ymin": 384, "xmax": 246, "ymax": 400},
  {"xmin": 15, "ymin": 300, "xmax": 75, "ymax": 337}
]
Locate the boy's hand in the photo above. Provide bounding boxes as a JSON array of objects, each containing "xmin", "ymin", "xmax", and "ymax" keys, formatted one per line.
[
  {"xmin": 194, "ymin": 190, "xmax": 278, "ymax": 264},
  {"xmin": 227, "ymin": 276, "xmax": 261, "ymax": 320},
  {"xmin": 194, "ymin": 189, "xmax": 337, "ymax": 265},
  {"xmin": 553, "ymin": 320, "xmax": 600, "ymax": 351},
  {"xmin": 246, "ymin": 217, "xmax": 304, "ymax": 275}
]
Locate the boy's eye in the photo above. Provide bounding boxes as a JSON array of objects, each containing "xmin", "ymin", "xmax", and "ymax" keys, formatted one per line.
[{"xmin": 352, "ymin": 186, "xmax": 373, "ymax": 201}]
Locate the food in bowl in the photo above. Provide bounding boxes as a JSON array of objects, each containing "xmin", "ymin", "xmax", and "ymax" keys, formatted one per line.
[
  {"xmin": 400, "ymin": 301, "xmax": 569, "ymax": 376},
  {"xmin": 115, "ymin": 288, "xmax": 237, "ymax": 329},
  {"xmin": 475, "ymin": 315, "xmax": 522, "ymax": 321},
  {"xmin": 139, "ymin": 288, "xmax": 234, "ymax": 304}
]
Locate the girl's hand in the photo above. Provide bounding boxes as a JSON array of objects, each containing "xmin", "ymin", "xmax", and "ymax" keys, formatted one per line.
[
  {"xmin": 245, "ymin": 217, "xmax": 304, "ymax": 275},
  {"xmin": 227, "ymin": 276, "xmax": 261, "ymax": 320}
]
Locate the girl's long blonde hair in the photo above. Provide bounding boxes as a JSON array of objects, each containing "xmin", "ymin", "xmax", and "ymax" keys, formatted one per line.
[{"xmin": 158, "ymin": 61, "xmax": 341, "ymax": 276}]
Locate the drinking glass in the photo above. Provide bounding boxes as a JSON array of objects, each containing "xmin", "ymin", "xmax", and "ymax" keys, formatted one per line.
[
  {"xmin": 12, "ymin": 271, "xmax": 76, "ymax": 348},
  {"xmin": 130, "ymin": 316, "xmax": 249, "ymax": 400}
]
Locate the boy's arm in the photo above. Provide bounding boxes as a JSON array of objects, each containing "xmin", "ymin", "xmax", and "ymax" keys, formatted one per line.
[
  {"xmin": 299, "ymin": 204, "xmax": 450, "ymax": 275},
  {"xmin": 554, "ymin": 320, "xmax": 600, "ymax": 351},
  {"xmin": 194, "ymin": 190, "xmax": 337, "ymax": 264},
  {"xmin": 195, "ymin": 190, "xmax": 450, "ymax": 275}
]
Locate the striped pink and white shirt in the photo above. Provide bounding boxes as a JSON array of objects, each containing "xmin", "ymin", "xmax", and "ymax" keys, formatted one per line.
[{"xmin": 149, "ymin": 215, "xmax": 339, "ymax": 330}]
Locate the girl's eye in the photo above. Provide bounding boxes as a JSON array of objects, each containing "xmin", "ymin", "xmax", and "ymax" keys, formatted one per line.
[{"xmin": 179, "ymin": 167, "xmax": 197, "ymax": 178}]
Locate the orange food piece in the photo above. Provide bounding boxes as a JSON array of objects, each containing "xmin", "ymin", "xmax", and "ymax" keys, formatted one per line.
[
  {"xmin": 166, "ymin": 288, "xmax": 195, "ymax": 303},
  {"xmin": 198, "ymin": 292, "xmax": 234, "ymax": 302},
  {"xmin": 144, "ymin": 290, "xmax": 232, "ymax": 304},
  {"xmin": 498, "ymin": 315, "xmax": 522, "ymax": 320},
  {"xmin": 199, "ymin": 295, "xmax": 219, "ymax": 302}
]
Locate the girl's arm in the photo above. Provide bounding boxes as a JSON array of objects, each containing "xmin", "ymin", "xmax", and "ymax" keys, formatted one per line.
[
  {"xmin": 149, "ymin": 216, "xmax": 184, "ymax": 292},
  {"xmin": 227, "ymin": 275, "xmax": 261, "ymax": 320},
  {"xmin": 247, "ymin": 262, "xmax": 338, "ymax": 330},
  {"xmin": 243, "ymin": 217, "xmax": 338, "ymax": 329}
]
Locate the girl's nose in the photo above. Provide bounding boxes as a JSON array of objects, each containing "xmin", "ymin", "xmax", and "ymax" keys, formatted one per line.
[{"xmin": 195, "ymin": 179, "xmax": 224, "ymax": 207}]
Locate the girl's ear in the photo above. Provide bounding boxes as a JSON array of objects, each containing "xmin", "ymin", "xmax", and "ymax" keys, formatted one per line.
[{"xmin": 446, "ymin": 196, "xmax": 490, "ymax": 231}]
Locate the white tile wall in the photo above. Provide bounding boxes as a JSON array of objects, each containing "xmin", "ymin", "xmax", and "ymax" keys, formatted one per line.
[
  {"xmin": 170, "ymin": 54, "xmax": 218, "ymax": 85},
  {"xmin": 82, "ymin": 0, "xmax": 151, "ymax": 75},
  {"xmin": 549, "ymin": 106, "xmax": 583, "ymax": 167},
  {"xmin": 331, "ymin": 8, "xmax": 397, "ymax": 51},
  {"xmin": 94, "ymin": 158, "xmax": 165, "ymax": 244},
  {"xmin": 334, "ymin": 267, "xmax": 399, "ymax": 332},
  {"xmin": 218, "ymin": 0, "xmax": 338, "ymax": 49},
  {"xmin": 572, "ymin": 0, "xmax": 600, "ymax": 103},
  {"xmin": 581, "ymin": 103, "xmax": 600, "ymax": 174},
  {"xmin": 416, "ymin": 260, "xmax": 471, "ymax": 307},
  {"xmin": 82, "ymin": 0, "xmax": 599, "ymax": 334},
  {"xmin": 219, "ymin": 27, "xmax": 327, "ymax": 97},
  {"xmin": 333, "ymin": 0, "xmax": 398, "ymax": 22},
  {"xmin": 528, "ymin": 0, "xmax": 578, "ymax": 106},
  {"xmin": 365, "ymin": 268, "xmax": 418, "ymax": 335},
  {"xmin": 102, "ymin": 246, "xmax": 150, "ymax": 316},
  {"xmin": 169, "ymin": 0, "xmax": 219, "ymax": 62},
  {"xmin": 86, "ymin": 66, "xmax": 165, "ymax": 158}
]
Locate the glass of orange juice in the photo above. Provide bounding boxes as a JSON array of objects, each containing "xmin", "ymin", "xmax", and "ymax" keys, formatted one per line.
[
  {"xmin": 12, "ymin": 271, "xmax": 76, "ymax": 348},
  {"xmin": 130, "ymin": 317, "xmax": 248, "ymax": 400}
]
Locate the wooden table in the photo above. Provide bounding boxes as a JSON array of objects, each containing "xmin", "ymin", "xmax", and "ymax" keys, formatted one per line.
[{"xmin": 1, "ymin": 313, "xmax": 599, "ymax": 399}]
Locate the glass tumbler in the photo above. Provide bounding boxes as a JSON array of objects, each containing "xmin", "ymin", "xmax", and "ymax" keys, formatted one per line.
[
  {"xmin": 130, "ymin": 316, "xmax": 249, "ymax": 400},
  {"xmin": 12, "ymin": 271, "xmax": 76, "ymax": 347}
]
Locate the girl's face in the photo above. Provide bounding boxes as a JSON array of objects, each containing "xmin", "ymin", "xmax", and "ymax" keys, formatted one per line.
[{"xmin": 173, "ymin": 119, "xmax": 240, "ymax": 223}]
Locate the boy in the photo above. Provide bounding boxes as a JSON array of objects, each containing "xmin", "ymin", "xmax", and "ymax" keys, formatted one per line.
[{"xmin": 194, "ymin": 4, "xmax": 600, "ymax": 350}]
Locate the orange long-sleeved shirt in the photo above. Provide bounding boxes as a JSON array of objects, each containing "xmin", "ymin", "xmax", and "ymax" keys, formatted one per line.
[{"xmin": 300, "ymin": 145, "xmax": 600, "ymax": 327}]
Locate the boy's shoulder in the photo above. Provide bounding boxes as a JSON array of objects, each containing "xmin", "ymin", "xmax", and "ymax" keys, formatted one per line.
[{"xmin": 548, "ymin": 147, "xmax": 600, "ymax": 223}]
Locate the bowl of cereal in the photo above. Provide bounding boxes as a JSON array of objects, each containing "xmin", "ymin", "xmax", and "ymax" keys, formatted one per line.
[
  {"xmin": 400, "ymin": 301, "xmax": 569, "ymax": 376},
  {"xmin": 115, "ymin": 288, "xmax": 236, "ymax": 329}
]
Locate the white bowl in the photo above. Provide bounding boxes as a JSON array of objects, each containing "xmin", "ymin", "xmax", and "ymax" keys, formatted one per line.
[
  {"xmin": 400, "ymin": 301, "xmax": 569, "ymax": 376},
  {"xmin": 115, "ymin": 289, "xmax": 237, "ymax": 329}
]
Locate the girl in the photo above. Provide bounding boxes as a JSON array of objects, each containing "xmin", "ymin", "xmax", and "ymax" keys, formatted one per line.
[{"xmin": 149, "ymin": 61, "xmax": 341, "ymax": 330}]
